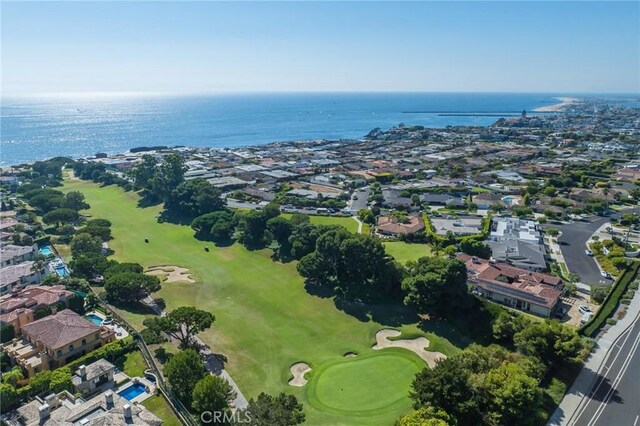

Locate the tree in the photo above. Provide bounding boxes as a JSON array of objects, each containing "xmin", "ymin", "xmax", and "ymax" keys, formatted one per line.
[
  {"xmin": 410, "ymin": 357, "xmax": 479, "ymax": 425},
  {"xmin": 164, "ymin": 349, "xmax": 207, "ymax": 406},
  {"xmin": 398, "ymin": 406, "xmax": 455, "ymax": 426},
  {"xmin": 492, "ymin": 313, "xmax": 531, "ymax": 344},
  {"xmin": 191, "ymin": 211, "xmax": 234, "ymax": 241},
  {"xmin": 103, "ymin": 262, "xmax": 144, "ymax": 280},
  {"xmin": 66, "ymin": 295, "xmax": 86, "ymax": 315},
  {"xmin": 591, "ymin": 285, "xmax": 610, "ymax": 304},
  {"xmin": 482, "ymin": 363, "xmax": 541, "ymax": 425},
  {"xmin": 237, "ymin": 210, "xmax": 268, "ymax": 248},
  {"xmin": 266, "ymin": 216, "xmax": 293, "ymax": 258},
  {"xmin": 0, "ymin": 383, "xmax": 17, "ymax": 411},
  {"xmin": 402, "ymin": 257, "xmax": 470, "ymax": 316},
  {"xmin": 50, "ymin": 367, "xmax": 73, "ymax": 393},
  {"xmin": 191, "ymin": 375, "xmax": 236, "ymax": 419},
  {"xmin": 459, "ymin": 239, "xmax": 491, "ymax": 259},
  {"xmin": 546, "ymin": 228, "xmax": 559, "ymax": 238},
  {"xmin": 357, "ymin": 208, "xmax": 376, "ymax": 225},
  {"xmin": 70, "ymin": 233, "xmax": 103, "ymax": 257},
  {"xmin": 238, "ymin": 393, "xmax": 305, "ymax": 426},
  {"xmin": 42, "ymin": 208, "xmax": 80, "ymax": 225},
  {"xmin": 104, "ymin": 272, "xmax": 161, "ymax": 303},
  {"xmin": 63, "ymin": 191, "xmax": 90, "ymax": 211},
  {"xmin": 133, "ymin": 154, "xmax": 158, "ymax": 190},
  {"xmin": 0, "ymin": 323, "xmax": 15, "ymax": 343},
  {"xmin": 2, "ymin": 367, "xmax": 24, "ymax": 387},
  {"xmin": 69, "ymin": 254, "xmax": 114, "ymax": 279},
  {"xmin": 144, "ymin": 306, "xmax": 214, "ymax": 349},
  {"xmin": 166, "ymin": 179, "xmax": 225, "ymax": 218}
]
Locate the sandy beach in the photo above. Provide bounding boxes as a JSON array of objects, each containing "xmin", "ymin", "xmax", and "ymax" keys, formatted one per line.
[{"xmin": 534, "ymin": 97, "xmax": 581, "ymax": 112}]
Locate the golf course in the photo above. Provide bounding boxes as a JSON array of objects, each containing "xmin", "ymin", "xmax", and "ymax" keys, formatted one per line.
[{"xmin": 62, "ymin": 177, "xmax": 466, "ymax": 425}]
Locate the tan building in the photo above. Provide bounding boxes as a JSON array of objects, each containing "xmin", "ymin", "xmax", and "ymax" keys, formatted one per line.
[
  {"xmin": 3, "ymin": 310, "xmax": 115, "ymax": 376},
  {"xmin": 0, "ymin": 285, "xmax": 74, "ymax": 334},
  {"xmin": 377, "ymin": 214, "xmax": 425, "ymax": 236}
]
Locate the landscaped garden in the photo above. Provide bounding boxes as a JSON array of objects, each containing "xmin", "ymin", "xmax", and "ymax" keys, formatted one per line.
[
  {"xmin": 383, "ymin": 241, "xmax": 434, "ymax": 264},
  {"xmin": 62, "ymin": 178, "xmax": 466, "ymax": 425}
]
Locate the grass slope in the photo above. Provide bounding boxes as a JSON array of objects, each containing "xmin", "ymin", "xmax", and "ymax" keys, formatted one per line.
[
  {"xmin": 383, "ymin": 241, "xmax": 433, "ymax": 264},
  {"xmin": 63, "ymin": 179, "xmax": 466, "ymax": 425}
]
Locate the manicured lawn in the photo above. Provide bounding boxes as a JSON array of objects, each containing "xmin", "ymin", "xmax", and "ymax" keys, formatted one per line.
[
  {"xmin": 117, "ymin": 350, "xmax": 147, "ymax": 378},
  {"xmin": 62, "ymin": 179, "xmax": 467, "ymax": 425},
  {"xmin": 142, "ymin": 395, "xmax": 183, "ymax": 426},
  {"xmin": 306, "ymin": 349, "xmax": 423, "ymax": 419},
  {"xmin": 383, "ymin": 241, "xmax": 433, "ymax": 264},
  {"xmin": 282, "ymin": 213, "xmax": 360, "ymax": 233}
]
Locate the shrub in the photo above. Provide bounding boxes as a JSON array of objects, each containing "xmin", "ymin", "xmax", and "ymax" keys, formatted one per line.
[{"xmin": 606, "ymin": 318, "xmax": 617, "ymax": 325}]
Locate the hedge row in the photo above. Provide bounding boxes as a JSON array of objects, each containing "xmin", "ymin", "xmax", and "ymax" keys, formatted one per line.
[
  {"xmin": 65, "ymin": 336, "xmax": 136, "ymax": 373},
  {"xmin": 580, "ymin": 260, "xmax": 640, "ymax": 337}
]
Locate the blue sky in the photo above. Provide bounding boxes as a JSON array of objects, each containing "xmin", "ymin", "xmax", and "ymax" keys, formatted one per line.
[{"xmin": 2, "ymin": 1, "xmax": 639, "ymax": 95}]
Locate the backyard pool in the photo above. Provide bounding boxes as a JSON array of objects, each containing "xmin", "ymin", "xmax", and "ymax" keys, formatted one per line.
[
  {"xmin": 85, "ymin": 314, "xmax": 103, "ymax": 326},
  {"xmin": 55, "ymin": 266, "xmax": 69, "ymax": 277},
  {"xmin": 118, "ymin": 383, "xmax": 147, "ymax": 401},
  {"xmin": 39, "ymin": 246, "xmax": 54, "ymax": 257}
]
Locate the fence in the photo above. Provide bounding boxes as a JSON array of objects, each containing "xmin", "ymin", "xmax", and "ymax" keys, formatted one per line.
[{"xmin": 93, "ymin": 293, "xmax": 198, "ymax": 426}]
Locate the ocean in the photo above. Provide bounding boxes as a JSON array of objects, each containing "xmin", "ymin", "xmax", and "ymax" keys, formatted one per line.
[{"xmin": 0, "ymin": 92, "xmax": 581, "ymax": 165}]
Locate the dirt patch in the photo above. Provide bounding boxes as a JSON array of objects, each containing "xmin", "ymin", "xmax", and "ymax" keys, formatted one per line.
[
  {"xmin": 372, "ymin": 329, "xmax": 446, "ymax": 368},
  {"xmin": 344, "ymin": 352, "xmax": 358, "ymax": 358},
  {"xmin": 288, "ymin": 362, "xmax": 311, "ymax": 387},
  {"xmin": 146, "ymin": 265, "xmax": 195, "ymax": 283}
]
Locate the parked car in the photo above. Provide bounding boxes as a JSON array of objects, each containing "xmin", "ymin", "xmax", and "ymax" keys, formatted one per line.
[
  {"xmin": 578, "ymin": 305, "xmax": 593, "ymax": 315},
  {"xmin": 580, "ymin": 312, "xmax": 593, "ymax": 324},
  {"xmin": 585, "ymin": 249, "xmax": 594, "ymax": 256},
  {"xmin": 600, "ymin": 270, "xmax": 613, "ymax": 279}
]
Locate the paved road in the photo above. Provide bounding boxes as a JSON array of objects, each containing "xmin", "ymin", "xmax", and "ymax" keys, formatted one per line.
[
  {"xmin": 552, "ymin": 217, "xmax": 609, "ymax": 286},
  {"xmin": 142, "ymin": 297, "xmax": 249, "ymax": 409},
  {"xmin": 568, "ymin": 307, "xmax": 640, "ymax": 426},
  {"xmin": 349, "ymin": 187, "xmax": 370, "ymax": 213}
]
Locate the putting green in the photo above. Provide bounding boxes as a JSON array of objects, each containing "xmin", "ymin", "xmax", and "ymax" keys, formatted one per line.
[{"xmin": 306, "ymin": 349, "xmax": 424, "ymax": 416}]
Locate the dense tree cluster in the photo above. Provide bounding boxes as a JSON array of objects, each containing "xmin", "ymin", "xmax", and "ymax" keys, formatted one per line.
[
  {"xmin": 297, "ymin": 227, "xmax": 402, "ymax": 301},
  {"xmin": 402, "ymin": 257, "xmax": 472, "ymax": 317},
  {"xmin": 410, "ymin": 345, "xmax": 545, "ymax": 426}
]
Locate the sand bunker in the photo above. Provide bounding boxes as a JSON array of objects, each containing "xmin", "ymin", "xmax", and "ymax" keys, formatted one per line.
[
  {"xmin": 372, "ymin": 329, "xmax": 446, "ymax": 368},
  {"xmin": 344, "ymin": 352, "xmax": 358, "ymax": 358},
  {"xmin": 146, "ymin": 265, "xmax": 195, "ymax": 283},
  {"xmin": 288, "ymin": 362, "xmax": 311, "ymax": 387}
]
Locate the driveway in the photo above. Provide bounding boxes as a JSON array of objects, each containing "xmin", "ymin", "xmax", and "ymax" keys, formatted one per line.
[
  {"xmin": 550, "ymin": 217, "xmax": 609, "ymax": 286},
  {"xmin": 349, "ymin": 187, "xmax": 370, "ymax": 214}
]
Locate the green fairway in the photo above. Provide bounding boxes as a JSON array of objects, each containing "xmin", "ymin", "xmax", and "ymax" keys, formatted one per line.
[
  {"xmin": 307, "ymin": 349, "xmax": 423, "ymax": 417},
  {"xmin": 383, "ymin": 241, "xmax": 433, "ymax": 264},
  {"xmin": 62, "ymin": 178, "xmax": 465, "ymax": 425}
]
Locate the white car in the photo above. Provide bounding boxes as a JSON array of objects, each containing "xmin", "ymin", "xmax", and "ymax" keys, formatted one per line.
[
  {"xmin": 585, "ymin": 249, "xmax": 594, "ymax": 256},
  {"xmin": 578, "ymin": 305, "xmax": 593, "ymax": 315},
  {"xmin": 600, "ymin": 271, "xmax": 613, "ymax": 279},
  {"xmin": 580, "ymin": 312, "xmax": 593, "ymax": 324}
]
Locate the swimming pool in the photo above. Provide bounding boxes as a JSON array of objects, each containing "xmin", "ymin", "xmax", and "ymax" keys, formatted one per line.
[
  {"xmin": 39, "ymin": 246, "xmax": 54, "ymax": 257},
  {"xmin": 118, "ymin": 383, "xmax": 147, "ymax": 401},
  {"xmin": 55, "ymin": 266, "xmax": 69, "ymax": 277},
  {"xmin": 85, "ymin": 314, "xmax": 103, "ymax": 326}
]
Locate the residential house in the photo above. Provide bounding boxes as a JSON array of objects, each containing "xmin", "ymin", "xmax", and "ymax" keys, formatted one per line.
[
  {"xmin": 486, "ymin": 217, "xmax": 547, "ymax": 271},
  {"xmin": 7, "ymin": 389, "xmax": 162, "ymax": 426},
  {"xmin": 377, "ymin": 215, "xmax": 425, "ymax": 236},
  {"xmin": 472, "ymin": 192, "xmax": 504, "ymax": 210},
  {"xmin": 458, "ymin": 254, "xmax": 562, "ymax": 318},
  {"xmin": 0, "ymin": 244, "xmax": 36, "ymax": 267},
  {"xmin": 3, "ymin": 310, "xmax": 115, "ymax": 376},
  {"xmin": 0, "ymin": 262, "xmax": 43, "ymax": 295},
  {"xmin": 72, "ymin": 359, "xmax": 116, "ymax": 397},
  {"xmin": 0, "ymin": 285, "xmax": 75, "ymax": 334}
]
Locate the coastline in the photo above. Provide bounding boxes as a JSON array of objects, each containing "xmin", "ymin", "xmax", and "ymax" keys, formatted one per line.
[{"xmin": 534, "ymin": 96, "xmax": 581, "ymax": 112}]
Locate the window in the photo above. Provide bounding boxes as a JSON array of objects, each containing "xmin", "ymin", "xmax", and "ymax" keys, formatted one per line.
[
  {"xmin": 95, "ymin": 333, "xmax": 99, "ymax": 340},
  {"xmin": 69, "ymin": 344, "xmax": 74, "ymax": 351},
  {"xmin": 56, "ymin": 350, "xmax": 62, "ymax": 357},
  {"xmin": 82, "ymin": 339, "xmax": 86, "ymax": 346}
]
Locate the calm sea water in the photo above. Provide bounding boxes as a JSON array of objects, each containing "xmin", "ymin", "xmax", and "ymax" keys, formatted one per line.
[{"xmin": 0, "ymin": 93, "xmax": 577, "ymax": 165}]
